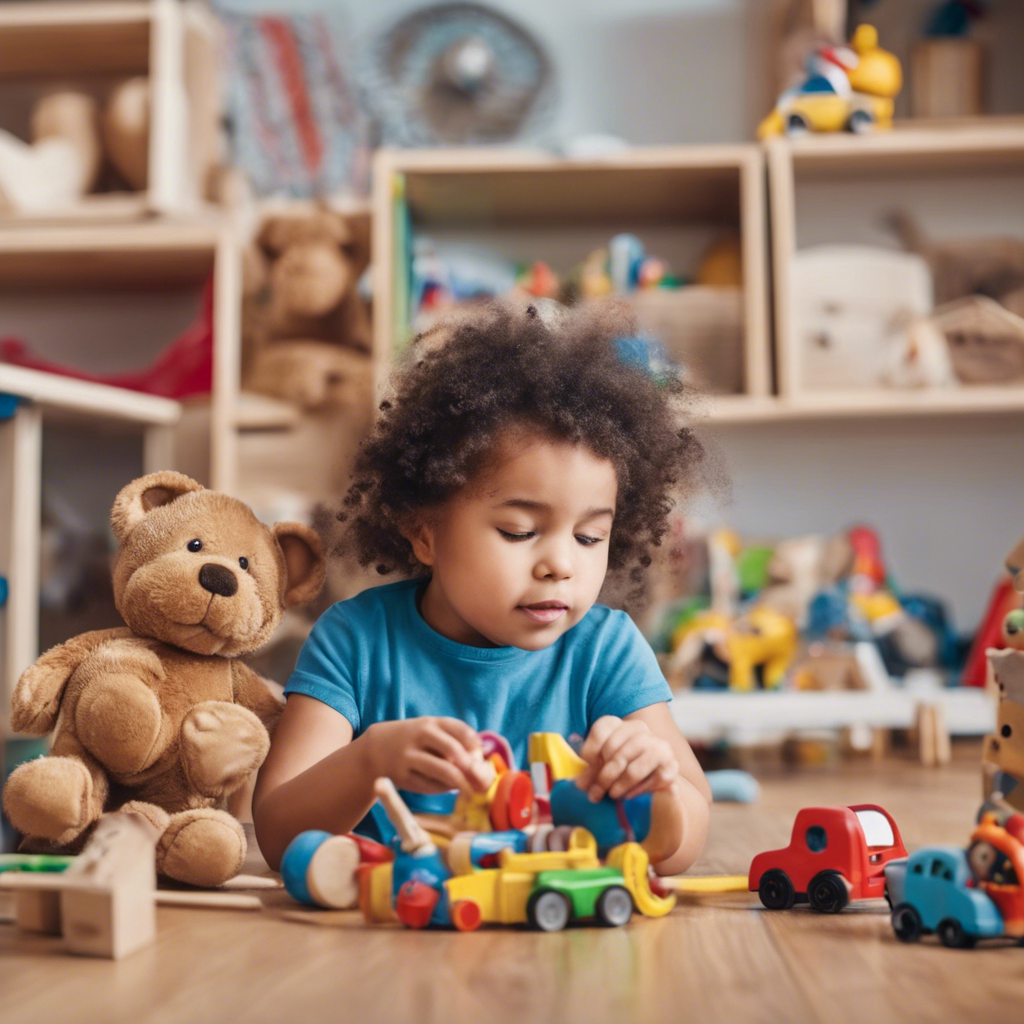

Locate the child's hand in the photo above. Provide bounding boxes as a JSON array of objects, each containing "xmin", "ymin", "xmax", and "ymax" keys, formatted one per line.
[
  {"xmin": 575, "ymin": 715, "xmax": 679, "ymax": 803},
  {"xmin": 363, "ymin": 717, "xmax": 491, "ymax": 796}
]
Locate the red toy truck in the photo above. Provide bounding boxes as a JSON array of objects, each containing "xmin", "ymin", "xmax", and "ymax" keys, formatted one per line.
[{"xmin": 749, "ymin": 804, "xmax": 906, "ymax": 913}]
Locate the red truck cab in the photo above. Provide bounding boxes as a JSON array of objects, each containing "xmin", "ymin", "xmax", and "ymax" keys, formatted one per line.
[{"xmin": 749, "ymin": 804, "xmax": 906, "ymax": 913}]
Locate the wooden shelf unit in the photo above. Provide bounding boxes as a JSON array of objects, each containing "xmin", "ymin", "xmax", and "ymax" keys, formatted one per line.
[
  {"xmin": 0, "ymin": 0, "xmax": 220, "ymax": 221},
  {"xmin": 767, "ymin": 118, "xmax": 1024, "ymax": 418},
  {"xmin": 0, "ymin": 367, "xmax": 181, "ymax": 736},
  {"xmin": 371, "ymin": 146, "xmax": 771, "ymax": 403},
  {"xmin": 0, "ymin": 218, "xmax": 242, "ymax": 491}
]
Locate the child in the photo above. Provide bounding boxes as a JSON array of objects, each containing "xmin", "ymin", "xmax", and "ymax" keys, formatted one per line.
[{"xmin": 253, "ymin": 302, "xmax": 712, "ymax": 875}]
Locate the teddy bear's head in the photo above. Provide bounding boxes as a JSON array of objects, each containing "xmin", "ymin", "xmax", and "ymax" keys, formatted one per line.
[
  {"xmin": 257, "ymin": 208, "xmax": 370, "ymax": 322},
  {"xmin": 109, "ymin": 472, "xmax": 325, "ymax": 657}
]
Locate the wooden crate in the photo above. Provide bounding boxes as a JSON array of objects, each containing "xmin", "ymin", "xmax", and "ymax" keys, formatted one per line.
[
  {"xmin": 0, "ymin": 0, "xmax": 220, "ymax": 221},
  {"xmin": 371, "ymin": 146, "xmax": 771, "ymax": 408},
  {"xmin": 766, "ymin": 119, "xmax": 1024, "ymax": 417}
]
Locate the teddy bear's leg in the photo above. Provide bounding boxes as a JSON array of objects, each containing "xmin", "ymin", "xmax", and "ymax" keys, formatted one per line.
[
  {"xmin": 157, "ymin": 808, "xmax": 247, "ymax": 887},
  {"xmin": 179, "ymin": 701, "xmax": 270, "ymax": 800},
  {"xmin": 73, "ymin": 656, "xmax": 166, "ymax": 776},
  {"xmin": 2, "ymin": 747, "xmax": 108, "ymax": 845}
]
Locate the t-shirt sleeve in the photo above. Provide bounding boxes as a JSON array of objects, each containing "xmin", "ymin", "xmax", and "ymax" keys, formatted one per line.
[
  {"xmin": 587, "ymin": 610, "xmax": 673, "ymax": 723},
  {"xmin": 285, "ymin": 605, "xmax": 361, "ymax": 731}
]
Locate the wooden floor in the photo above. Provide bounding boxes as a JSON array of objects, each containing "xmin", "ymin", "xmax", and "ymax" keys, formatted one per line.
[{"xmin": 1, "ymin": 744, "xmax": 1020, "ymax": 1024}]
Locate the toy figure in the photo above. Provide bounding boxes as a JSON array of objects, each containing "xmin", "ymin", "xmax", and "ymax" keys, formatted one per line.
[{"xmin": 758, "ymin": 24, "xmax": 902, "ymax": 138}]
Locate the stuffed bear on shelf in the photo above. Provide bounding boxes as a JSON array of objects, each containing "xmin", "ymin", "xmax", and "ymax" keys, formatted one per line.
[
  {"xmin": 241, "ymin": 206, "xmax": 374, "ymax": 412},
  {"xmin": 2, "ymin": 471, "xmax": 325, "ymax": 887}
]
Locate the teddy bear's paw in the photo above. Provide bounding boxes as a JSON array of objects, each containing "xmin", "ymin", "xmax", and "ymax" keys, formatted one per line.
[
  {"xmin": 2, "ymin": 756, "xmax": 98, "ymax": 843},
  {"xmin": 75, "ymin": 672, "xmax": 164, "ymax": 776},
  {"xmin": 157, "ymin": 809, "xmax": 246, "ymax": 887},
  {"xmin": 180, "ymin": 702, "xmax": 270, "ymax": 799},
  {"xmin": 117, "ymin": 800, "xmax": 171, "ymax": 836}
]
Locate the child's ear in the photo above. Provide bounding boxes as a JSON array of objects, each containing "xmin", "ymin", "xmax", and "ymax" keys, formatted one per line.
[{"xmin": 400, "ymin": 516, "xmax": 436, "ymax": 567}]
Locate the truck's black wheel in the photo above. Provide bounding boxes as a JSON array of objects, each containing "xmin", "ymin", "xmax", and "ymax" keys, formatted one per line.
[
  {"xmin": 808, "ymin": 871, "xmax": 849, "ymax": 914},
  {"xmin": 758, "ymin": 869, "xmax": 796, "ymax": 910}
]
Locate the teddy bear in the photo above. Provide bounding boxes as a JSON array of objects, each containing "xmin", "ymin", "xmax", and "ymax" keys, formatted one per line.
[
  {"xmin": 2, "ymin": 471, "xmax": 325, "ymax": 887},
  {"xmin": 241, "ymin": 207, "xmax": 373, "ymax": 411}
]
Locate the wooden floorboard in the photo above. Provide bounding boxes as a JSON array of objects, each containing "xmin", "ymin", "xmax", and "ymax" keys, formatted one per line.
[{"xmin": 1, "ymin": 742, "xmax": 1019, "ymax": 1024}]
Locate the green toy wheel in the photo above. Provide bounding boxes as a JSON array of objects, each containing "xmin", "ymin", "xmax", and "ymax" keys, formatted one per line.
[
  {"xmin": 528, "ymin": 889, "xmax": 572, "ymax": 932},
  {"xmin": 595, "ymin": 885, "xmax": 633, "ymax": 927}
]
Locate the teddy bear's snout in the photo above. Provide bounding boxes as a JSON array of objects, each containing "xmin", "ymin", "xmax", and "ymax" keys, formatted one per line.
[{"xmin": 198, "ymin": 563, "xmax": 238, "ymax": 598}]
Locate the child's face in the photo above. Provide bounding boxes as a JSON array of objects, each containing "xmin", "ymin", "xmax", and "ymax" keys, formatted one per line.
[{"xmin": 410, "ymin": 432, "xmax": 617, "ymax": 649}]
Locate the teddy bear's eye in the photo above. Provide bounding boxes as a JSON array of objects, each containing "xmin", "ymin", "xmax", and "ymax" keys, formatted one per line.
[
  {"xmin": 239, "ymin": 557, "xmax": 249, "ymax": 571},
  {"xmin": 187, "ymin": 539, "xmax": 203, "ymax": 553}
]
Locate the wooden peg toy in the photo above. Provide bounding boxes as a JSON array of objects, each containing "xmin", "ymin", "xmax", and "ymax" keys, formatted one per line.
[{"xmin": 0, "ymin": 811, "xmax": 158, "ymax": 959}]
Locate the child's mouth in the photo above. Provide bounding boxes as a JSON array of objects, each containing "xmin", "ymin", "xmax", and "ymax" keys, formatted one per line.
[{"xmin": 519, "ymin": 602, "xmax": 568, "ymax": 624}]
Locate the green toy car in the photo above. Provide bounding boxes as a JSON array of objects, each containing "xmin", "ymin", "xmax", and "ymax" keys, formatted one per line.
[{"xmin": 526, "ymin": 868, "xmax": 634, "ymax": 932}]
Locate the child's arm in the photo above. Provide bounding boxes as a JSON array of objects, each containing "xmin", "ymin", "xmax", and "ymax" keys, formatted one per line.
[
  {"xmin": 576, "ymin": 704, "xmax": 711, "ymax": 876},
  {"xmin": 252, "ymin": 695, "xmax": 486, "ymax": 870}
]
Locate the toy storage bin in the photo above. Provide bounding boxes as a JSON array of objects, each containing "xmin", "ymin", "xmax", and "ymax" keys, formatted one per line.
[
  {"xmin": 0, "ymin": 0, "xmax": 219, "ymax": 221},
  {"xmin": 628, "ymin": 285, "xmax": 745, "ymax": 395}
]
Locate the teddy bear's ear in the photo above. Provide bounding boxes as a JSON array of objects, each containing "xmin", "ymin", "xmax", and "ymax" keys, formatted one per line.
[
  {"xmin": 273, "ymin": 522, "xmax": 326, "ymax": 607},
  {"xmin": 110, "ymin": 471, "xmax": 204, "ymax": 543}
]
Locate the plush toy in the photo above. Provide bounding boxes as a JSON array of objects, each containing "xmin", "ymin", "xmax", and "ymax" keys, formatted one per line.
[
  {"xmin": 241, "ymin": 208, "xmax": 373, "ymax": 410},
  {"xmin": 0, "ymin": 91, "xmax": 101, "ymax": 213},
  {"xmin": 2, "ymin": 472, "xmax": 325, "ymax": 887},
  {"xmin": 0, "ymin": 82, "xmax": 150, "ymax": 214}
]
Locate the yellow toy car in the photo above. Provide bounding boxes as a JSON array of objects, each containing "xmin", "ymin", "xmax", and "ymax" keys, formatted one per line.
[{"xmin": 758, "ymin": 25, "xmax": 901, "ymax": 139}]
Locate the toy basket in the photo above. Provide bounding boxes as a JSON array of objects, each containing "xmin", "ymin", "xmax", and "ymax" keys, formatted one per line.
[{"xmin": 627, "ymin": 286, "xmax": 744, "ymax": 394}]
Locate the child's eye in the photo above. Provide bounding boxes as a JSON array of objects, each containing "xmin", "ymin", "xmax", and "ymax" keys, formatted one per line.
[
  {"xmin": 575, "ymin": 535, "xmax": 604, "ymax": 546},
  {"xmin": 497, "ymin": 529, "xmax": 534, "ymax": 542}
]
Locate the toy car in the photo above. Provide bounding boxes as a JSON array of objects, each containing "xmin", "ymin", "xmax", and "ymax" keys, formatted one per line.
[
  {"xmin": 885, "ymin": 847, "xmax": 1004, "ymax": 948},
  {"xmin": 526, "ymin": 869, "xmax": 634, "ymax": 932},
  {"xmin": 749, "ymin": 804, "xmax": 906, "ymax": 913}
]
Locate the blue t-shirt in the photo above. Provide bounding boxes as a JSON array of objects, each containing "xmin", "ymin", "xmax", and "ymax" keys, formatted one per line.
[{"xmin": 285, "ymin": 578, "xmax": 672, "ymax": 838}]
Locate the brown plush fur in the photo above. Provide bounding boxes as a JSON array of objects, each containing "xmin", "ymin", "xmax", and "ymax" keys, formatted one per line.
[
  {"xmin": 241, "ymin": 208, "xmax": 373, "ymax": 410},
  {"xmin": 2, "ymin": 472, "xmax": 325, "ymax": 886}
]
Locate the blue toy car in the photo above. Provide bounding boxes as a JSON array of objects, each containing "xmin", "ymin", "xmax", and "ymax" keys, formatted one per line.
[{"xmin": 885, "ymin": 847, "xmax": 1004, "ymax": 948}]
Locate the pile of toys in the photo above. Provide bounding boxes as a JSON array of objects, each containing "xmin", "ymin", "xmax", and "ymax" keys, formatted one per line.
[
  {"xmin": 281, "ymin": 732, "xmax": 681, "ymax": 932},
  {"xmin": 747, "ymin": 533, "xmax": 1024, "ymax": 949},
  {"xmin": 651, "ymin": 521, "xmax": 966, "ymax": 693},
  {"xmin": 409, "ymin": 230, "xmax": 740, "ymax": 328}
]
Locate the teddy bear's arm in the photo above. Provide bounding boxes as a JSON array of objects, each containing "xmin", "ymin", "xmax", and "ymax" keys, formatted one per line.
[
  {"xmin": 10, "ymin": 627, "xmax": 132, "ymax": 735},
  {"xmin": 230, "ymin": 661, "xmax": 285, "ymax": 733}
]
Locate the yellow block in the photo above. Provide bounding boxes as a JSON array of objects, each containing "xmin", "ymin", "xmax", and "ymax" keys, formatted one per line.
[
  {"xmin": 528, "ymin": 733, "xmax": 587, "ymax": 781},
  {"xmin": 661, "ymin": 874, "xmax": 749, "ymax": 894},
  {"xmin": 498, "ymin": 846, "xmax": 600, "ymax": 874}
]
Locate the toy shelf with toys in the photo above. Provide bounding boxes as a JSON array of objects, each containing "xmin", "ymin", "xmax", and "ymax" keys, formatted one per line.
[
  {"xmin": 0, "ymin": 0, "xmax": 220, "ymax": 221},
  {"xmin": 370, "ymin": 145, "xmax": 772, "ymax": 414},
  {"xmin": 768, "ymin": 117, "xmax": 1024, "ymax": 417}
]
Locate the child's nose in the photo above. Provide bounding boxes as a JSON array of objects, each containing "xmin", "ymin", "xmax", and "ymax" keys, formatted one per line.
[{"xmin": 534, "ymin": 543, "xmax": 573, "ymax": 581}]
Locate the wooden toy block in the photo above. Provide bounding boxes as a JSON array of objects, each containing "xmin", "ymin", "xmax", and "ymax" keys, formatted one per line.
[
  {"xmin": 14, "ymin": 889, "xmax": 61, "ymax": 934},
  {"xmin": 0, "ymin": 811, "xmax": 158, "ymax": 959}
]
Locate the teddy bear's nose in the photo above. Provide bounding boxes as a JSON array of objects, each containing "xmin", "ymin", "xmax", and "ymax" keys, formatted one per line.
[{"xmin": 199, "ymin": 563, "xmax": 238, "ymax": 598}]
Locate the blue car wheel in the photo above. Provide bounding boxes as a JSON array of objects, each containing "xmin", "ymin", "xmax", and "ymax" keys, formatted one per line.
[{"xmin": 892, "ymin": 904, "xmax": 922, "ymax": 942}]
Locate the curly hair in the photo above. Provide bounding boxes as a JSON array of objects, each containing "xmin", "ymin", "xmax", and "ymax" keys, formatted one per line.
[{"xmin": 336, "ymin": 300, "xmax": 710, "ymax": 601}]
